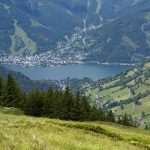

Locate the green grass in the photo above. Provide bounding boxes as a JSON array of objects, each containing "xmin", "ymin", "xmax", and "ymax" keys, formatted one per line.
[
  {"xmin": 136, "ymin": 85, "xmax": 150, "ymax": 94},
  {"xmin": 126, "ymin": 68, "xmax": 138, "ymax": 77},
  {"xmin": 134, "ymin": 96, "xmax": 150, "ymax": 115},
  {"xmin": 0, "ymin": 108, "xmax": 150, "ymax": 150},
  {"xmin": 0, "ymin": 106, "xmax": 24, "ymax": 115},
  {"xmin": 144, "ymin": 62, "xmax": 150, "ymax": 69},
  {"xmin": 10, "ymin": 20, "xmax": 37, "ymax": 56},
  {"xmin": 94, "ymin": 86, "xmax": 131, "ymax": 102},
  {"xmin": 145, "ymin": 115, "xmax": 150, "ymax": 122},
  {"xmin": 113, "ymin": 95, "xmax": 150, "ymax": 120},
  {"xmin": 113, "ymin": 103, "xmax": 134, "ymax": 115},
  {"xmin": 100, "ymin": 86, "xmax": 121, "ymax": 95},
  {"xmin": 102, "ymin": 79, "xmax": 119, "ymax": 88},
  {"xmin": 112, "ymin": 88, "xmax": 131, "ymax": 101}
]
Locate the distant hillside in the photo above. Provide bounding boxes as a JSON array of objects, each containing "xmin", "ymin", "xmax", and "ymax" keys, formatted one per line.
[
  {"xmin": 51, "ymin": 2, "xmax": 150, "ymax": 64},
  {"xmin": 78, "ymin": 61, "xmax": 150, "ymax": 126},
  {"xmin": 0, "ymin": 0, "xmax": 81, "ymax": 56},
  {"xmin": 0, "ymin": 66, "xmax": 59, "ymax": 92},
  {"xmin": 84, "ymin": 4, "xmax": 150, "ymax": 63},
  {"xmin": 0, "ymin": 109, "xmax": 150, "ymax": 150},
  {"xmin": 0, "ymin": 0, "xmax": 150, "ymax": 64}
]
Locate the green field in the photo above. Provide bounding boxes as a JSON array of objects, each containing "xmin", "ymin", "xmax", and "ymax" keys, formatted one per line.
[
  {"xmin": 114, "ymin": 95, "xmax": 150, "ymax": 118},
  {"xmin": 0, "ymin": 108, "xmax": 150, "ymax": 150}
]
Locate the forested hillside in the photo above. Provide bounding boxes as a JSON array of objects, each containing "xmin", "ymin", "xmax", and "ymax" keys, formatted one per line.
[{"xmin": 77, "ymin": 61, "xmax": 150, "ymax": 127}]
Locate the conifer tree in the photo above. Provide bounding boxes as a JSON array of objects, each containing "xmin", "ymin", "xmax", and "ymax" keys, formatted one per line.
[
  {"xmin": 89, "ymin": 105, "xmax": 100, "ymax": 121},
  {"xmin": 71, "ymin": 91, "xmax": 82, "ymax": 121},
  {"xmin": 97, "ymin": 107, "xmax": 105, "ymax": 121},
  {"xmin": 53, "ymin": 90, "xmax": 63, "ymax": 118},
  {"xmin": 61, "ymin": 86, "xmax": 74, "ymax": 120},
  {"xmin": 3, "ymin": 73, "xmax": 22, "ymax": 107},
  {"xmin": 25, "ymin": 89, "xmax": 44, "ymax": 117},
  {"xmin": 43, "ymin": 86, "xmax": 54, "ymax": 117},
  {"xmin": 80, "ymin": 96, "xmax": 91, "ymax": 120},
  {"xmin": 122, "ymin": 114, "xmax": 130, "ymax": 126},
  {"xmin": 117, "ymin": 116, "xmax": 122, "ymax": 124},
  {"xmin": 145, "ymin": 124, "xmax": 149, "ymax": 130},
  {"xmin": 0, "ymin": 75, "xmax": 3, "ymax": 96},
  {"xmin": 106, "ymin": 110, "xmax": 115, "ymax": 122},
  {"xmin": 0, "ymin": 75, "xmax": 4, "ymax": 105},
  {"xmin": 19, "ymin": 92, "xmax": 27, "ymax": 110}
]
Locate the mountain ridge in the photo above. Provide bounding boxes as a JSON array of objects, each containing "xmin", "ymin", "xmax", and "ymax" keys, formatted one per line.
[{"xmin": 0, "ymin": 65, "xmax": 59, "ymax": 92}]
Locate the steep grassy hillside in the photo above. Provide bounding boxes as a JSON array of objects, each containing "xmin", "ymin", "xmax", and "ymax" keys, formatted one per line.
[{"xmin": 0, "ymin": 107, "xmax": 150, "ymax": 150}]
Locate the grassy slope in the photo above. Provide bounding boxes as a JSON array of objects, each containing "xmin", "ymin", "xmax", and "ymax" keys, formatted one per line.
[
  {"xmin": 10, "ymin": 20, "xmax": 37, "ymax": 56},
  {"xmin": 82, "ymin": 62, "xmax": 150, "ymax": 124},
  {"xmin": 113, "ymin": 63, "xmax": 150, "ymax": 120},
  {"xmin": 0, "ymin": 108, "xmax": 150, "ymax": 150}
]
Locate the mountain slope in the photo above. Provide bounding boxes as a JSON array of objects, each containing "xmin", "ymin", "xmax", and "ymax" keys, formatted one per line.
[
  {"xmin": 0, "ymin": 0, "xmax": 150, "ymax": 64},
  {"xmin": 57, "ymin": 2, "xmax": 150, "ymax": 64},
  {"xmin": 0, "ymin": 109, "xmax": 150, "ymax": 150},
  {"xmin": 79, "ymin": 61, "xmax": 150, "ymax": 126},
  {"xmin": 0, "ymin": 65, "xmax": 59, "ymax": 92},
  {"xmin": 85, "ymin": 5, "xmax": 150, "ymax": 63},
  {"xmin": 0, "ymin": 0, "xmax": 81, "ymax": 56}
]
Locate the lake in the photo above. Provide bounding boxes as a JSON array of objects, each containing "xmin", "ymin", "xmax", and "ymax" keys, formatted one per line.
[{"xmin": 0, "ymin": 63, "xmax": 131, "ymax": 80}]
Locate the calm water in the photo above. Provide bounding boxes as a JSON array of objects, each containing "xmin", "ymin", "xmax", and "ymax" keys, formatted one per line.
[{"xmin": 0, "ymin": 63, "xmax": 131, "ymax": 80}]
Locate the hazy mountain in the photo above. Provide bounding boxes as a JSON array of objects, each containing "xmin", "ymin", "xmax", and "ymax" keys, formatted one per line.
[
  {"xmin": 0, "ymin": 66, "xmax": 59, "ymax": 92},
  {"xmin": 0, "ymin": 0, "xmax": 150, "ymax": 63}
]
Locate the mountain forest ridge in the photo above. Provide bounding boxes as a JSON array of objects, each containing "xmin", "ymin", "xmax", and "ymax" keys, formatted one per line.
[
  {"xmin": 0, "ymin": 65, "xmax": 59, "ymax": 92},
  {"xmin": 0, "ymin": 0, "xmax": 150, "ymax": 65}
]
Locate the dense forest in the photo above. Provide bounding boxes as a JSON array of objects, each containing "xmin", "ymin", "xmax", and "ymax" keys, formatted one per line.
[{"xmin": 0, "ymin": 73, "xmax": 134, "ymax": 126}]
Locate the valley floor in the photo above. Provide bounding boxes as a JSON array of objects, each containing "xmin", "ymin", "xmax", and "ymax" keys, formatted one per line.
[{"xmin": 0, "ymin": 108, "xmax": 150, "ymax": 150}]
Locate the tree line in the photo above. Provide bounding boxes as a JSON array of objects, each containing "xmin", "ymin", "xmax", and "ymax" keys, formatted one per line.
[{"xmin": 0, "ymin": 73, "xmax": 133, "ymax": 125}]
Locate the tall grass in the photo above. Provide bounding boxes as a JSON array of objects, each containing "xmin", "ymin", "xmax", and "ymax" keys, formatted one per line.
[{"xmin": 0, "ymin": 111, "xmax": 150, "ymax": 150}]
